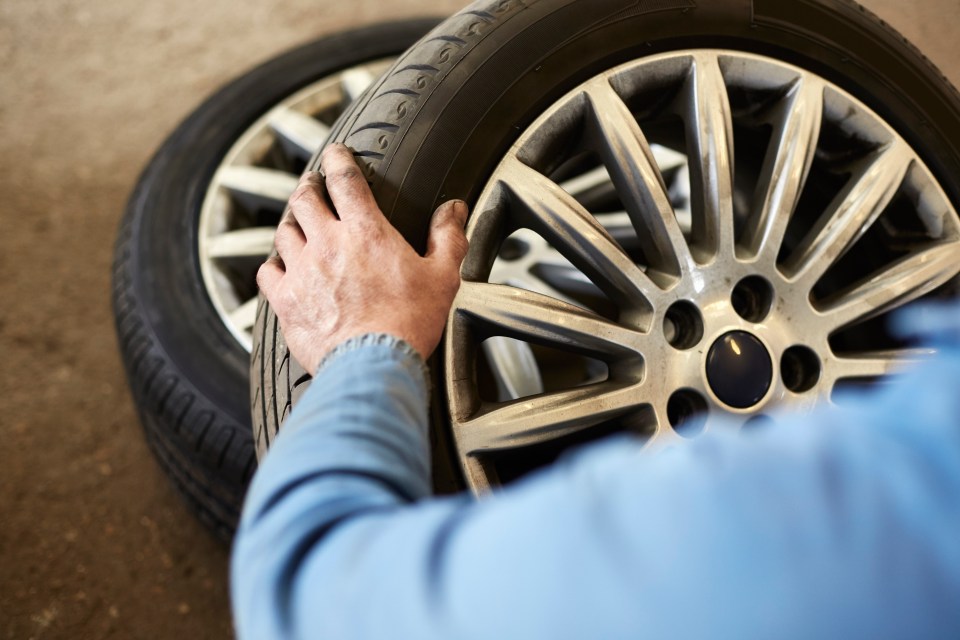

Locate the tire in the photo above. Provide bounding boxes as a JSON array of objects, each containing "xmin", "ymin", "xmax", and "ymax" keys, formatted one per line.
[
  {"xmin": 252, "ymin": 0, "xmax": 960, "ymax": 491},
  {"xmin": 112, "ymin": 19, "xmax": 440, "ymax": 541}
]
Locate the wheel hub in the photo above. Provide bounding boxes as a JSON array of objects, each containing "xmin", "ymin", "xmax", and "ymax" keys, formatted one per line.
[{"xmin": 706, "ymin": 331, "xmax": 772, "ymax": 409}]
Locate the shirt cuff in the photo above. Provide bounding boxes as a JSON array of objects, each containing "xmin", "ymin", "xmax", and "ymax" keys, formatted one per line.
[{"xmin": 315, "ymin": 333, "xmax": 432, "ymax": 395}]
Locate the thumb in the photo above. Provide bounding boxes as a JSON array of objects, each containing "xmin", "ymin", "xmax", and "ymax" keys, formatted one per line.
[{"xmin": 426, "ymin": 199, "xmax": 469, "ymax": 267}]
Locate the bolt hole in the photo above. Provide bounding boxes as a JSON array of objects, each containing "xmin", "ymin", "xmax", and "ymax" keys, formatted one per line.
[
  {"xmin": 781, "ymin": 346, "xmax": 821, "ymax": 393},
  {"xmin": 731, "ymin": 276, "xmax": 774, "ymax": 323},
  {"xmin": 664, "ymin": 301, "xmax": 704, "ymax": 350},
  {"xmin": 667, "ymin": 389, "xmax": 708, "ymax": 438},
  {"xmin": 498, "ymin": 236, "xmax": 530, "ymax": 262},
  {"xmin": 742, "ymin": 414, "xmax": 775, "ymax": 431}
]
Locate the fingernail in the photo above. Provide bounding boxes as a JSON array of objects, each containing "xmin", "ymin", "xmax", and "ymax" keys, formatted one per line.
[{"xmin": 451, "ymin": 200, "xmax": 468, "ymax": 227}]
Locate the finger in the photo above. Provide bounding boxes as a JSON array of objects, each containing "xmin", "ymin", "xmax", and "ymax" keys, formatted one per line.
[
  {"xmin": 288, "ymin": 171, "xmax": 334, "ymax": 239},
  {"xmin": 274, "ymin": 215, "xmax": 307, "ymax": 265},
  {"xmin": 426, "ymin": 200, "xmax": 469, "ymax": 269},
  {"xmin": 319, "ymin": 144, "xmax": 381, "ymax": 223},
  {"xmin": 256, "ymin": 256, "xmax": 285, "ymax": 297}
]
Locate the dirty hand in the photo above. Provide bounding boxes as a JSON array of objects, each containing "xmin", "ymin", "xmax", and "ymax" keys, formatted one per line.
[{"xmin": 257, "ymin": 144, "xmax": 469, "ymax": 374}]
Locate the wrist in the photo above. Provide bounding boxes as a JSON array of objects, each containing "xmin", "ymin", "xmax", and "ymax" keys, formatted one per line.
[{"xmin": 313, "ymin": 333, "xmax": 431, "ymax": 390}]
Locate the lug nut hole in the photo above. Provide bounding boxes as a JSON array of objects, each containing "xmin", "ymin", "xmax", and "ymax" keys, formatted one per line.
[
  {"xmin": 667, "ymin": 389, "xmax": 708, "ymax": 438},
  {"xmin": 664, "ymin": 301, "xmax": 704, "ymax": 350},
  {"xmin": 781, "ymin": 345, "xmax": 821, "ymax": 393},
  {"xmin": 742, "ymin": 414, "xmax": 776, "ymax": 431},
  {"xmin": 498, "ymin": 236, "xmax": 530, "ymax": 262},
  {"xmin": 731, "ymin": 276, "xmax": 774, "ymax": 323}
]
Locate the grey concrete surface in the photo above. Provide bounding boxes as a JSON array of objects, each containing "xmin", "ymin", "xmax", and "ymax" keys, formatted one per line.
[{"xmin": 1, "ymin": 1, "xmax": 957, "ymax": 638}]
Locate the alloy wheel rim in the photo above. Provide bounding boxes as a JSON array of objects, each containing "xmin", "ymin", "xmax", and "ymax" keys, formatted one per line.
[
  {"xmin": 197, "ymin": 59, "xmax": 394, "ymax": 351},
  {"xmin": 445, "ymin": 50, "xmax": 960, "ymax": 493}
]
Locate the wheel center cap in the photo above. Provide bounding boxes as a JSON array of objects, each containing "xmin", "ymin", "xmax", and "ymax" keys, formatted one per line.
[{"xmin": 706, "ymin": 331, "xmax": 772, "ymax": 409}]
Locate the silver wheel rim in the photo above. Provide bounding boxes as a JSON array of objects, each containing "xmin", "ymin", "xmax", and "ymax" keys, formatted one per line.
[
  {"xmin": 445, "ymin": 50, "xmax": 960, "ymax": 493},
  {"xmin": 198, "ymin": 60, "xmax": 394, "ymax": 351}
]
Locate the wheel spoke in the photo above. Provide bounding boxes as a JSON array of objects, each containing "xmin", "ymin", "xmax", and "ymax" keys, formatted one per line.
[
  {"xmin": 490, "ymin": 263, "xmax": 579, "ymax": 304},
  {"xmin": 216, "ymin": 166, "xmax": 299, "ymax": 212},
  {"xmin": 499, "ymin": 158, "xmax": 660, "ymax": 314},
  {"xmin": 557, "ymin": 145, "xmax": 685, "ymax": 201},
  {"xmin": 829, "ymin": 349, "xmax": 935, "ymax": 383},
  {"xmin": 530, "ymin": 261, "xmax": 604, "ymax": 300},
  {"xmin": 482, "ymin": 337, "xmax": 545, "ymax": 401},
  {"xmin": 458, "ymin": 281, "xmax": 643, "ymax": 360},
  {"xmin": 494, "ymin": 250, "xmax": 610, "ymax": 313},
  {"xmin": 341, "ymin": 68, "xmax": 377, "ymax": 102},
  {"xmin": 267, "ymin": 107, "xmax": 332, "ymax": 161},
  {"xmin": 820, "ymin": 242, "xmax": 960, "ymax": 330},
  {"xmin": 490, "ymin": 218, "xmax": 638, "ymax": 304},
  {"xmin": 785, "ymin": 141, "xmax": 913, "ymax": 285},
  {"xmin": 206, "ymin": 227, "xmax": 276, "ymax": 260},
  {"xmin": 486, "ymin": 229, "xmax": 582, "ymax": 303},
  {"xmin": 559, "ymin": 165, "xmax": 611, "ymax": 201},
  {"xmin": 741, "ymin": 77, "xmax": 823, "ymax": 261},
  {"xmin": 682, "ymin": 54, "xmax": 736, "ymax": 260},
  {"xmin": 229, "ymin": 297, "xmax": 260, "ymax": 331},
  {"xmin": 458, "ymin": 383, "xmax": 642, "ymax": 454},
  {"xmin": 583, "ymin": 80, "xmax": 693, "ymax": 278}
]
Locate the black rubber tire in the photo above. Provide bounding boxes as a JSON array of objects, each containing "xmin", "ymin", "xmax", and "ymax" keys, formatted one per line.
[
  {"xmin": 112, "ymin": 19, "xmax": 440, "ymax": 541},
  {"xmin": 252, "ymin": 0, "xmax": 960, "ymax": 489}
]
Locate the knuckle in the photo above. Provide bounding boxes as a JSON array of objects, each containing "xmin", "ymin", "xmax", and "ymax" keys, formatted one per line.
[
  {"xmin": 256, "ymin": 264, "xmax": 273, "ymax": 291},
  {"xmin": 289, "ymin": 185, "xmax": 321, "ymax": 210},
  {"xmin": 277, "ymin": 216, "xmax": 300, "ymax": 238},
  {"xmin": 300, "ymin": 171, "xmax": 324, "ymax": 187},
  {"xmin": 327, "ymin": 166, "xmax": 364, "ymax": 189},
  {"xmin": 290, "ymin": 184, "xmax": 313, "ymax": 202}
]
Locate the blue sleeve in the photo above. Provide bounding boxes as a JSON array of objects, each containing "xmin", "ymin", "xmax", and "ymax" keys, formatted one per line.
[{"xmin": 232, "ymin": 310, "xmax": 960, "ymax": 640}]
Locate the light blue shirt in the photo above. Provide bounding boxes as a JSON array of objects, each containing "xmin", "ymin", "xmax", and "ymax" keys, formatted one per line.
[{"xmin": 232, "ymin": 304, "xmax": 960, "ymax": 639}]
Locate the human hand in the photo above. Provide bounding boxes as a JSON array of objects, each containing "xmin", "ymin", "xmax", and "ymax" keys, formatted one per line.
[{"xmin": 257, "ymin": 144, "xmax": 469, "ymax": 374}]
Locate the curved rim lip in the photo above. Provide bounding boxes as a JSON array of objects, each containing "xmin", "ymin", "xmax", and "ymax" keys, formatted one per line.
[
  {"xmin": 444, "ymin": 48, "xmax": 960, "ymax": 494},
  {"xmin": 197, "ymin": 59, "xmax": 395, "ymax": 352}
]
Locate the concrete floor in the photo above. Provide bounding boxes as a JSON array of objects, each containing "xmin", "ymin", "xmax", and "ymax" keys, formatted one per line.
[{"xmin": 1, "ymin": 1, "xmax": 957, "ymax": 638}]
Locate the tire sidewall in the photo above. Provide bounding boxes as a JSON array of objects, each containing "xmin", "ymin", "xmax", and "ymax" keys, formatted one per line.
[{"xmin": 365, "ymin": 0, "xmax": 960, "ymax": 251}]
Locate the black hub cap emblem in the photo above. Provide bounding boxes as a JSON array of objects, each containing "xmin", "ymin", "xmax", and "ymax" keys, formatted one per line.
[{"xmin": 706, "ymin": 331, "xmax": 773, "ymax": 409}]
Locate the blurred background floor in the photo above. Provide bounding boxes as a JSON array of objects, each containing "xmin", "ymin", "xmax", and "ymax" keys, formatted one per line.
[{"xmin": 1, "ymin": 1, "xmax": 957, "ymax": 638}]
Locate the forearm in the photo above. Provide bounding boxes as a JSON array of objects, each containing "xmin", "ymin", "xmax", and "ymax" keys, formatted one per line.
[
  {"xmin": 232, "ymin": 335, "xmax": 437, "ymax": 638},
  {"xmin": 232, "ymin": 308, "xmax": 960, "ymax": 640}
]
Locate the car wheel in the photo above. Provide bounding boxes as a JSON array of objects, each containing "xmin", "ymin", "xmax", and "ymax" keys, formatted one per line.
[
  {"xmin": 112, "ymin": 19, "xmax": 439, "ymax": 539},
  {"xmin": 253, "ymin": 0, "xmax": 960, "ymax": 492}
]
